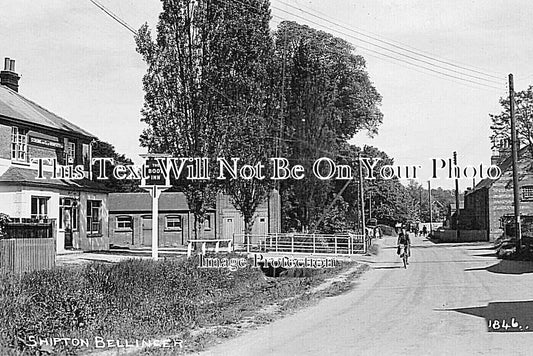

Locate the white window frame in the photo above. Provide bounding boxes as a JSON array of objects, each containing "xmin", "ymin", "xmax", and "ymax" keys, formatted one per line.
[
  {"xmin": 522, "ymin": 186, "xmax": 533, "ymax": 201},
  {"xmin": 11, "ymin": 127, "xmax": 28, "ymax": 162},
  {"xmin": 87, "ymin": 200, "xmax": 102, "ymax": 236},
  {"xmin": 30, "ymin": 196, "xmax": 49, "ymax": 220},
  {"xmin": 166, "ymin": 216, "xmax": 182, "ymax": 231},
  {"xmin": 59, "ymin": 197, "xmax": 79, "ymax": 231},
  {"xmin": 64, "ymin": 142, "xmax": 76, "ymax": 164},
  {"xmin": 204, "ymin": 214, "xmax": 212, "ymax": 230},
  {"xmin": 116, "ymin": 216, "xmax": 133, "ymax": 230}
]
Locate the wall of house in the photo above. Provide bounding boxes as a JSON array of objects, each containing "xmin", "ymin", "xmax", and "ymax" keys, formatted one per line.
[
  {"xmin": 0, "ymin": 120, "xmax": 91, "ymax": 167},
  {"xmin": 0, "ymin": 185, "xmax": 109, "ymax": 253},
  {"xmin": 0, "ymin": 123, "xmax": 11, "ymax": 159},
  {"xmin": 77, "ymin": 192, "xmax": 109, "ymax": 251},
  {"xmin": 488, "ymin": 173, "xmax": 533, "ymax": 242},
  {"xmin": 464, "ymin": 187, "xmax": 490, "ymax": 240}
]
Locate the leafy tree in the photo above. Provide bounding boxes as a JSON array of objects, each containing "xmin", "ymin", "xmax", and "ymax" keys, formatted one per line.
[
  {"xmin": 405, "ymin": 180, "xmax": 457, "ymax": 223},
  {"xmin": 490, "ymin": 85, "xmax": 533, "ymax": 157},
  {"xmin": 91, "ymin": 140, "xmax": 139, "ymax": 192},
  {"xmin": 274, "ymin": 21, "xmax": 383, "ymax": 231},
  {"xmin": 213, "ymin": 0, "xmax": 278, "ymax": 239}
]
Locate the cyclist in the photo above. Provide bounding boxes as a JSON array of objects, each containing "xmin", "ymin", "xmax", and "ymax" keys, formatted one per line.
[{"xmin": 397, "ymin": 228, "xmax": 411, "ymax": 265}]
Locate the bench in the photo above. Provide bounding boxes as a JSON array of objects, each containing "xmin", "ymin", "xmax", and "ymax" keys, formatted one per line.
[{"xmin": 187, "ymin": 239, "xmax": 233, "ymax": 257}]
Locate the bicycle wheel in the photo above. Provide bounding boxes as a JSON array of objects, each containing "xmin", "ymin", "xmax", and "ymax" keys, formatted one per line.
[{"xmin": 403, "ymin": 253, "xmax": 408, "ymax": 269}]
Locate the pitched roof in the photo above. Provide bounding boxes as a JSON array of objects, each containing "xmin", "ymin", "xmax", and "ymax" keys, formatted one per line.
[
  {"xmin": 0, "ymin": 85, "xmax": 94, "ymax": 138},
  {"xmin": 0, "ymin": 166, "xmax": 109, "ymax": 192},
  {"xmin": 108, "ymin": 192, "xmax": 192, "ymax": 212}
]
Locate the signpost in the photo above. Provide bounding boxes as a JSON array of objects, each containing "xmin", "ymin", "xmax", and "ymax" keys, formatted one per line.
[{"xmin": 139, "ymin": 154, "xmax": 172, "ymax": 261}]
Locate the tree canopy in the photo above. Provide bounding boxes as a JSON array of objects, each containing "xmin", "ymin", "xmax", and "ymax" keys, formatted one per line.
[{"xmin": 490, "ymin": 85, "xmax": 533, "ymax": 157}]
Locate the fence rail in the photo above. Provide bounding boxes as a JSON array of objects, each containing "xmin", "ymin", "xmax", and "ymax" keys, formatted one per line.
[
  {"xmin": 0, "ymin": 220, "xmax": 56, "ymax": 274},
  {"xmin": 233, "ymin": 232, "xmax": 370, "ymax": 255},
  {"xmin": 0, "ymin": 238, "xmax": 55, "ymax": 274}
]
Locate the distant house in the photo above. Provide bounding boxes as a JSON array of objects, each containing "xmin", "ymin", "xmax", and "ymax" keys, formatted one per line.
[
  {"xmin": 463, "ymin": 140, "xmax": 533, "ymax": 242},
  {"xmin": 108, "ymin": 190, "xmax": 281, "ymax": 247},
  {"xmin": 0, "ymin": 57, "xmax": 109, "ymax": 253}
]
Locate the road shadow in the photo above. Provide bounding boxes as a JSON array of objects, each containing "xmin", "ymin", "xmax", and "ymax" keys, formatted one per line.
[
  {"xmin": 438, "ymin": 300, "xmax": 533, "ymax": 332},
  {"xmin": 381, "ymin": 245, "xmax": 452, "ymax": 250},
  {"xmin": 465, "ymin": 259, "xmax": 533, "ymax": 275},
  {"xmin": 373, "ymin": 266, "xmax": 404, "ymax": 270},
  {"xmin": 471, "ymin": 252, "xmax": 497, "ymax": 258},
  {"xmin": 467, "ymin": 246, "xmax": 497, "ymax": 251}
]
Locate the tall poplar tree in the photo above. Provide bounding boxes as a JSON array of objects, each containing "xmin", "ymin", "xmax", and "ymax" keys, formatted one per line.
[{"xmin": 135, "ymin": 0, "xmax": 276, "ymax": 238}]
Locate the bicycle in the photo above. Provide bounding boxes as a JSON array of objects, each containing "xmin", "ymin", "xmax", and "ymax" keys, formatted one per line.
[{"xmin": 399, "ymin": 244, "xmax": 409, "ymax": 269}]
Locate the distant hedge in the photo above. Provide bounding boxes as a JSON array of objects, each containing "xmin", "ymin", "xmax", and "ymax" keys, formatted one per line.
[{"xmin": 0, "ymin": 254, "xmax": 349, "ymax": 355}]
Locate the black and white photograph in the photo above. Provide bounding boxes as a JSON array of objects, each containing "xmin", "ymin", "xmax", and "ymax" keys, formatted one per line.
[{"xmin": 0, "ymin": 1, "xmax": 532, "ymax": 355}]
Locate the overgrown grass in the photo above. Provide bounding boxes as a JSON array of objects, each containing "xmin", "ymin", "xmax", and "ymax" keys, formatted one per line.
[{"xmin": 0, "ymin": 254, "xmax": 353, "ymax": 355}]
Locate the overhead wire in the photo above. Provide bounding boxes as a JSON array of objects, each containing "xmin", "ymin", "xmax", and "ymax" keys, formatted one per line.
[
  {"xmin": 268, "ymin": 5, "xmax": 505, "ymax": 89},
  {"xmin": 89, "ymin": 0, "xmax": 505, "ymax": 92},
  {"xmin": 86, "ymin": 0, "xmax": 505, "ymax": 162},
  {"xmin": 281, "ymin": 0, "xmax": 504, "ymax": 79},
  {"xmin": 224, "ymin": 0, "xmax": 505, "ymax": 91}
]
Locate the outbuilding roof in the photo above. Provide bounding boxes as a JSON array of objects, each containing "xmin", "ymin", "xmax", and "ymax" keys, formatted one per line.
[{"xmin": 0, "ymin": 85, "xmax": 95, "ymax": 138}]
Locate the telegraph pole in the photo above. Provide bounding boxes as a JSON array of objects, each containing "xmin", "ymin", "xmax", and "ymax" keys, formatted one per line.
[
  {"xmin": 368, "ymin": 191, "xmax": 372, "ymax": 220},
  {"xmin": 428, "ymin": 180, "xmax": 433, "ymax": 234},
  {"xmin": 358, "ymin": 153, "xmax": 366, "ymax": 236},
  {"xmin": 509, "ymin": 74, "xmax": 522, "ymax": 252},
  {"xmin": 453, "ymin": 151, "xmax": 460, "ymax": 234}
]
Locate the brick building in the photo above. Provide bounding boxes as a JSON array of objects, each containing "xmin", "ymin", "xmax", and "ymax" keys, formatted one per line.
[
  {"xmin": 0, "ymin": 57, "xmax": 109, "ymax": 253},
  {"xmin": 463, "ymin": 140, "xmax": 533, "ymax": 242},
  {"xmin": 108, "ymin": 190, "xmax": 281, "ymax": 247}
]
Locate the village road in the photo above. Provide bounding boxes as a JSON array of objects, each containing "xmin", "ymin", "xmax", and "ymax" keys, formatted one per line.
[{"xmin": 198, "ymin": 235, "xmax": 533, "ymax": 356}]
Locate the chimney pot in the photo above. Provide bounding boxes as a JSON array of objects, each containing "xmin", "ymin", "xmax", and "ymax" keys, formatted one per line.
[{"xmin": 1, "ymin": 57, "xmax": 20, "ymax": 92}]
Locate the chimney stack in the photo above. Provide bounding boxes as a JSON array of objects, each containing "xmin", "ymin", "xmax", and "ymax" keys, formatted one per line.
[
  {"xmin": 0, "ymin": 57, "xmax": 20, "ymax": 92},
  {"xmin": 491, "ymin": 136, "xmax": 511, "ymax": 166}
]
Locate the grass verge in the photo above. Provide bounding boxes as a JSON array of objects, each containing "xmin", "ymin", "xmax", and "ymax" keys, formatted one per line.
[{"xmin": 0, "ymin": 254, "xmax": 364, "ymax": 355}]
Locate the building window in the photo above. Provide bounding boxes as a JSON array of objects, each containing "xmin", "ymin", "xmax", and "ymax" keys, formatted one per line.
[
  {"xmin": 11, "ymin": 127, "xmax": 28, "ymax": 162},
  {"xmin": 64, "ymin": 142, "xmax": 76, "ymax": 164},
  {"xmin": 82, "ymin": 143, "xmax": 91, "ymax": 171},
  {"xmin": 204, "ymin": 214, "xmax": 212, "ymax": 230},
  {"xmin": 59, "ymin": 197, "xmax": 78, "ymax": 231},
  {"xmin": 87, "ymin": 200, "xmax": 102, "ymax": 235},
  {"xmin": 522, "ymin": 186, "xmax": 533, "ymax": 201},
  {"xmin": 30, "ymin": 196, "xmax": 49, "ymax": 220},
  {"xmin": 166, "ymin": 216, "xmax": 182, "ymax": 230},
  {"xmin": 116, "ymin": 216, "xmax": 133, "ymax": 230}
]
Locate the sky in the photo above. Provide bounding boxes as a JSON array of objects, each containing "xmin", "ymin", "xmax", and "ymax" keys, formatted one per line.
[{"xmin": 1, "ymin": 0, "xmax": 532, "ymax": 189}]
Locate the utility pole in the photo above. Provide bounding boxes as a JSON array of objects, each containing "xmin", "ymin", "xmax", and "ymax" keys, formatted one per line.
[
  {"xmin": 453, "ymin": 151, "xmax": 460, "ymax": 234},
  {"xmin": 358, "ymin": 153, "xmax": 366, "ymax": 236},
  {"xmin": 368, "ymin": 191, "xmax": 372, "ymax": 220},
  {"xmin": 419, "ymin": 187, "xmax": 423, "ymax": 221},
  {"xmin": 509, "ymin": 74, "xmax": 522, "ymax": 252},
  {"xmin": 428, "ymin": 180, "xmax": 433, "ymax": 234}
]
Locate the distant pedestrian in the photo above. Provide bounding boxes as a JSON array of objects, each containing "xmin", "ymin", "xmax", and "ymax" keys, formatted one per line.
[{"xmin": 422, "ymin": 225, "xmax": 427, "ymax": 236}]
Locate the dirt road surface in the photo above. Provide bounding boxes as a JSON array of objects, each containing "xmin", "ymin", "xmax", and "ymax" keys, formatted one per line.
[{"xmin": 198, "ymin": 235, "xmax": 533, "ymax": 356}]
